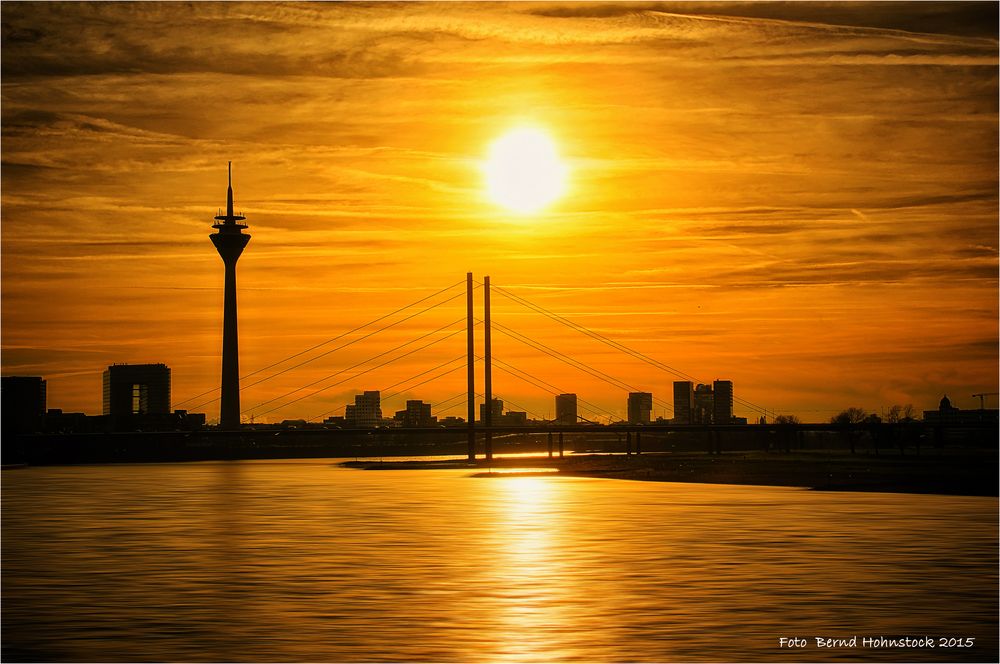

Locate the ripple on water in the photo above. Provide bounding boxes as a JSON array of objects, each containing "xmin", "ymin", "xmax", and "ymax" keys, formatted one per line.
[{"xmin": 2, "ymin": 460, "xmax": 997, "ymax": 662}]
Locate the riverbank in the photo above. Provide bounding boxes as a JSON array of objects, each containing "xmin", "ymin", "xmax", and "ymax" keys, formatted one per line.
[{"xmin": 342, "ymin": 450, "xmax": 999, "ymax": 496}]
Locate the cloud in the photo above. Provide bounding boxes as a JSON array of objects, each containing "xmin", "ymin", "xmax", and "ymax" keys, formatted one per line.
[{"xmin": 1, "ymin": 1, "xmax": 996, "ymax": 418}]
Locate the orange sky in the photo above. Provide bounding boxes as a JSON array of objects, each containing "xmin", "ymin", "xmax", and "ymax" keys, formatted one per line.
[{"xmin": 2, "ymin": 2, "xmax": 998, "ymax": 423}]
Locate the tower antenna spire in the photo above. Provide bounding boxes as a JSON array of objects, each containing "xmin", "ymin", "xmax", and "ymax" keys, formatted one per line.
[
  {"xmin": 216, "ymin": 162, "xmax": 245, "ymax": 224},
  {"xmin": 226, "ymin": 161, "xmax": 234, "ymax": 220}
]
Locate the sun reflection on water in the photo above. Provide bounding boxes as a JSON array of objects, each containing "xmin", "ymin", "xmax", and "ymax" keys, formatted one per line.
[{"xmin": 484, "ymin": 476, "xmax": 577, "ymax": 663}]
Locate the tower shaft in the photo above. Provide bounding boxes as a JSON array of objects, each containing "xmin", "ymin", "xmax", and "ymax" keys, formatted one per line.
[
  {"xmin": 210, "ymin": 163, "xmax": 250, "ymax": 430},
  {"xmin": 219, "ymin": 260, "xmax": 241, "ymax": 429}
]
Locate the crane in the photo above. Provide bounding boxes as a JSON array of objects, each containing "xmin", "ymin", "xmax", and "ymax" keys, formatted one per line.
[{"xmin": 971, "ymin": 392, "xmax": 999, "ymax": 409}]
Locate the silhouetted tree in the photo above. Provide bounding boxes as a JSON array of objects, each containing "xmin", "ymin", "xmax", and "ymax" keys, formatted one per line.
[
  {"xmin": 831, "ymin": 407, "xmax": 868, "ymax": 453},
  {"xmin": 831, "ymin": 407, "xmax": 868, "ymax": 424},
  {"xmin": 774, "ymin": 414, "xmax": 800, "ymax": 425},
  {"xmin": 886, "ymin": 404, "xmax": 917, "ymax": 423}
]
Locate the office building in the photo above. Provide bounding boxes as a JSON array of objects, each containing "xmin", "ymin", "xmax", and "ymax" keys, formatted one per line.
[
  {"xmin": 693, "ymin": 383, "xmax": 714, "ymax": 424},
  {"xmin": 401, "ymin": 400, "xmax": 434, "ymax": 427},
  {"xmin": 627, "ymin": 392, "xmax": 653, "ymax": 424},
  {"xmin": 555, "ymin": 393, "xmax": 577, "ymax": 425},
  {"xmin": 480, "ymin": 397, "xmax": 503, "ymax": 423},
  {"xmin": 1, "ymin": 376, "xmax": 47, "ymax": 434},
  {"xmin": 503, "ymin": 411, "xmax": 528, "ymax": 426},
  {"xmin": 345, "ymin": 390, "xmax": 382, "ymax": 427},
  {"xmin": 103, "ymin": 364, "xmax": 170, "ymax": 417},
  {"xmin": 672, "ymin": 381, "xmax": 694, "ymax": 424},
  {"xmin": 713, "ymin": 380, "xmax": 734, "ymax": 425}
]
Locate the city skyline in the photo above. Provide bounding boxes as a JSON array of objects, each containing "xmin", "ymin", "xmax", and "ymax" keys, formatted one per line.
[{"xmin": 3, "ymin": 2, "xmax": 998, "ymax": 423}]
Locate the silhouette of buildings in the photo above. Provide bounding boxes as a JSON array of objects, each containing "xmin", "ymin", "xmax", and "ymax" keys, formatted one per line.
[
  {"xmin": 923, "ymin": 395, "xmax": 998, "ymax": 424},
  {"xmin": 210, "ymin": 162, "xmax": 251, "ymax": 430},
  {"xmin": 555, "ymin": 393, "xmax": 577, "ymax": 424},
  {"xmin": 627, "ymin": 392, "xmax": 652, "ymax": 424},
  {"xmin": 346, "ymin": 391, "xmax": 382, "ymax": 427},
  {"xmin": 693, "ymin": 384, "xmax": 713, "ymax": 423},
  {"xmin": 501, "ymin": 410, "xmax": 528, "ymax": 426},
  {"xmin": 1, "ymin": 369, "xmax": 203, "ymax": 439},
  {"xmin": 103, "ymin": 364, "xmax": 170, "ymax": 416},
  {"xmin": 672, "ymin": 381, "xmax": 694, "ymax": 424},
  {"xmin": 1, "ymin": 376, "xmax": 47, "ymax": 434},
  {"xmin": 394, "ymin": 400, "xmax": 435, "ymax": 427},
  {"xmin": 686, "ymin": 380, "xmax": 738, "ymax": 424},
  {"xmin": 477, "ymin": 397, "xmax": 529, "ymax": 426},
  {"xmin": 713, "ymin": 380, "xmax": 734, "ymax": 425},
  {"xmin": 480, "ymin": 397, "xmax": 503, "ymax": 423}
]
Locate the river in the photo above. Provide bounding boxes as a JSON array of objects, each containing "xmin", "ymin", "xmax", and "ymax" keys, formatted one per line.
[{"xmin": 2, "ymin": 459, "xmax": 997, "ymax": 662}]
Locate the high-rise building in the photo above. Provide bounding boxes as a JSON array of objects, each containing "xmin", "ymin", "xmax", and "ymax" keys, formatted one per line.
[
  {"xmin": 713, "ymin": 380, "xmax": 734, "ymax": 425},
  {"xmin": 480, "ymin": 397, "xmax": 503, "ymax": 423},
  {"xmin": 103, "ymin": 364, "xmax": 171, "ymax": 416},
  {"xmin": 627, "ymin": 392, "xmax": 652, "ymax": 424},
  {"xmin": 1, "ymin": 376, "xmax": 47, "ymax": 434},
  {"xmin": 672, "ymin": 381, "xmax": 694, "ymax": 424},
  {"xmin": 693, "ymin": 383, "xmax": 714, "ymax": 424},
  {"xmin": 345, "ymin": 390, "xmax": 382, "ymax": 428},
  {"xmin": 555, "ymin": 393, "xmax": 577, "ymax": 425},
  {"xmin": 210, "ymin": 163, "xmax": 251, "ymax": 430}
]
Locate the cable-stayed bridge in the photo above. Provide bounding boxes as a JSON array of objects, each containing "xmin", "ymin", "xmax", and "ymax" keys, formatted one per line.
[{"xmin": 172, "ymin": 273, "xmax": 780, "ymax": 460}]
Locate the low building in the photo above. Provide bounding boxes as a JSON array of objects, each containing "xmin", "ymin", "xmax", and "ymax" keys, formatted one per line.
[
  {"xmin": 499, "ymin": 410, "xmax": 528, "ymax": 426},
  {"xmin": 394, "ymin": 400, "xmax": 435, "ymax": 427}
]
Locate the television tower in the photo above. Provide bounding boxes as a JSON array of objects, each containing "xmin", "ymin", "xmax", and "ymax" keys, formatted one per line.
[{"xmin": 210, "ymin": 162, "xmax": 251, "ymax": 429}]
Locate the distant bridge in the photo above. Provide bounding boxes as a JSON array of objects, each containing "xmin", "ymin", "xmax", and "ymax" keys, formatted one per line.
[{"xmin": 13, "ymin": 420, "xmax": 996, "ymax": 467}]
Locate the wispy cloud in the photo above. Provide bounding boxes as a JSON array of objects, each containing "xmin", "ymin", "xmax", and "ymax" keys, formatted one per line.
[{"xmin": 2, "ymin": 1, "xmax": 996, "ymax": 419}]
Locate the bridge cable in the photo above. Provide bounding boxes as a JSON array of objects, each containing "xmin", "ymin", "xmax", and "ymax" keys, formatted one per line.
[
  {"xmin": 491, "ymin": 356, "xmax": 618, "ymax": 422},
  {"xmin": 307, "ymin": 354, "xmax": 467, "ymax": 422},
  {"xmin": 175, "ymin": 279, "xmax": 468, "ymax": 408},
  {"xmin": 248, "ymin": 320, "xmax": 471, "ymax": 419},
  {"xmin": 187, "ymin": 290, "xmax": 471, "ymax": 412},
  {"xmin": 491, "ymin": 320, "xmax": 673, "ymax": 415},
  {"xmin": 492, "ymin": 321, "xmax": 643, "ymax": 394},
  {"xmin": 491, "ymin": 283, "xmax": 763, "ymax": 416}
]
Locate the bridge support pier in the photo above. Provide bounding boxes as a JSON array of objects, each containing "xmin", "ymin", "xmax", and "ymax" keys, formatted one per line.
[
  {"xmin": 636, "ymin": 431, "xmax": 641, "ymax": 455},
  {"xmin": 626, "ymin": 431, "xmax": 632, "ymax": 456},
  {"xmin": 558, "ymin": 432, "xmax": 564, "ymax": 458},
  {"xmin": 547, "ymin": 432, "xmax": 553, "ymax": 458},
  {"xmin": 484, "ymin": 275, "xmax": 492, "ymax": 462},
  {"xmin": 708, "ymin": 429, "xmax": 721, "ymax": 455},
  {"xmin": 466, "ymin": 272, "xmax": 475, "ymax": 462}
]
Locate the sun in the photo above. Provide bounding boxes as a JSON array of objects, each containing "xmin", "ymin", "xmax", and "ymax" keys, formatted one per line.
[{"xmin": 483, "ymin": 127, "xmax": 568, "ymax": 215}]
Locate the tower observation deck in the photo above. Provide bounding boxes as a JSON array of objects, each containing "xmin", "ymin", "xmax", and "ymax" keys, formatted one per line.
[{"xmin": 210, "ymin": 162, "xmax": 251, "ymax": 429}]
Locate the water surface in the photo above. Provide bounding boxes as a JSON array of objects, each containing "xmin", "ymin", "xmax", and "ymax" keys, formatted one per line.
[{"xmin": 3, "ymin": 460, "xmax": 997, "ymax": 662}]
